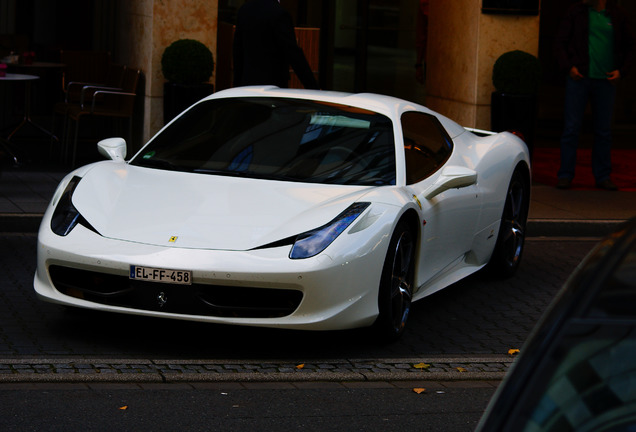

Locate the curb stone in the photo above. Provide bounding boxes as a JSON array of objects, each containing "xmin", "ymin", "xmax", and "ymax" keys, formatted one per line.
[
  {"xmin": 0, "ymin": 357, "xmax": 514, "ymax": 383},
  {"xmin": 526, "ymin": 219, "xmax": 625, "ymax": 238}
]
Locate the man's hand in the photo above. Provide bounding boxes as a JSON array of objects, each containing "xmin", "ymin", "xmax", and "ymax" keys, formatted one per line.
[
  {"xmin": 607, "ymin": 70, "xmax": 621, "ymax": 82},
  {"xmin": 569, "ymin": 66, "xmax": 584, "ymax": 80}
]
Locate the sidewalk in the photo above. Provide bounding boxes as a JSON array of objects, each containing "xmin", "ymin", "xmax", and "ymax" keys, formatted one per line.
[{"xmin": 1, "ymin": 162, "xmax": 635, "ymax": 236}]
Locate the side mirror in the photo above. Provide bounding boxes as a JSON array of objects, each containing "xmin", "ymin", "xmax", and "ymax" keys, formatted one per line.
[
  {"xmin": 423, "ymin": 166, "xmax": 478, "ymax": 200},
  {"xmin": 97, "ymin": 138, "xmax": 127, "ymax": 162}
]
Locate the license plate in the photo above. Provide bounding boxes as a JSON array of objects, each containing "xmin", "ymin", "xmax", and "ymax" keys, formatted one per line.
[{"xmin": 130, "ymin": 265, "xmax": 192, "ymax": 285}]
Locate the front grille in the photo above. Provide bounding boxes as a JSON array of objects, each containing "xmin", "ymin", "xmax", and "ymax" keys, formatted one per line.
[{"xmin": 49, "ymin": 265, "xmax": 303, "ymax": 318}]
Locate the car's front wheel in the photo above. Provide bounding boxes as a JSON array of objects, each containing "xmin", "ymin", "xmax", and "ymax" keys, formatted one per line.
[
  {"xmin": 487, "ymin": 167, "xmax": 530, "ymax": 278},
  {"xmin": 373, "ymin": 220, "xmax": 415, "ymax": 342}
]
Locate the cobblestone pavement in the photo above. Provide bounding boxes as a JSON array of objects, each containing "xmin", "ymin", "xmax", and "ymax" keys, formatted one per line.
[{"xmin": 0, "ymin": 233, "xmax": 597, "ymax": 382}]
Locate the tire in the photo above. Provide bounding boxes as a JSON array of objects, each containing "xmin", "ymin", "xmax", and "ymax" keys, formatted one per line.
[
  {"xmin": 373, "ymin": 220, "xmax": 415, "ymax": 342},
  {"xmin": 487, "ymin": 168, "xmax": 530, "ymax": 278}
]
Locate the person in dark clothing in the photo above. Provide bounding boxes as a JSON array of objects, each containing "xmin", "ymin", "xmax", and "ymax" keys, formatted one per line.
[
  {"xmin": 232, "ymin": 0, "xmax": 319, "ymax": 90},
  {"xmin": 554, "ymin": 0, "xmax": 635, "ymax": 190}
]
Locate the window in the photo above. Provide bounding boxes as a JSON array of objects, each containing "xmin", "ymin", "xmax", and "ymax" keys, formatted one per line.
[
  {"xmin": 520, "ymin": 325, "xmax": 636, "ymax": 431},
  {"xmin": 132, "ymin": 97, "xmax": 396, "ymax": 186},
  {"xmin": 401, "ymin": 111, "xmax": 452, "ymax": 184}
]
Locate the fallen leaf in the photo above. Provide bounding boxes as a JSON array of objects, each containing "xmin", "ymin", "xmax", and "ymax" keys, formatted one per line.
[
  {"xmin": 296, "ymin": 363, "xmax": 305, "ymax": 369},
  {"xmin": 413, "ymin": 388, "xmax": 426, "ymax": 394},
  {"xmin": 456, "ymin": 367, "xmax": 467, "ymax": 373},
  {"xmin": 508, "ymin": 349, "xmax": 520, "ymax": 356},
  {"xmin": 119, "ymin": 406, "xmax": 128, "ymax": 410},
  {"xmin": 413, "ymin": 362, "xmax": 431, "ymax": 370}
]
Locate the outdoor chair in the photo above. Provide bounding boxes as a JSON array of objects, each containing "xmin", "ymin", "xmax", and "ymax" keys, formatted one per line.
[
  {"xmin": 53, "ymin": 63, "xmax": 126, "ymax": 152},
  {"xmin": 65, "ymin": 68, "xmax": 140, "ymax": 167}
]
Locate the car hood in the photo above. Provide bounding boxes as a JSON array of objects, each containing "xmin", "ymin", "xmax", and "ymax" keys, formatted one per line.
[{"xmin": 72, "ymin": 163, "xmax": 374, "ymax": 250}]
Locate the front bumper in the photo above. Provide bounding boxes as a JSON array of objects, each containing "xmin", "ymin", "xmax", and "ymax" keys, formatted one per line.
[{"xmin": 34, "ymin": 222, "xmax": 390, "ymax": 331}]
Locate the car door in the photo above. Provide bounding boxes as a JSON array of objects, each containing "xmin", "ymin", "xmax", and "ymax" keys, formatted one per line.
[{"xmin": 401, "ymin": 111, "xmax": 481, "ymax": 289}]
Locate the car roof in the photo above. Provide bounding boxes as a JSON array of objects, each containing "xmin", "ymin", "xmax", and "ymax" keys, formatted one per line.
[{"xmin": 207, "ymin": 86, "xmax": 468, "ymax": 139}]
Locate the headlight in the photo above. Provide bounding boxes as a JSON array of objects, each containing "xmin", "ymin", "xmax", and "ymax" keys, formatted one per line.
[
  {"xmin": 290, "ymin": 202, "xmax": 370, "ymax": 259},
  {"xmin": 51, "ymin": 176, "xmax": 82, "ymax": 236}
]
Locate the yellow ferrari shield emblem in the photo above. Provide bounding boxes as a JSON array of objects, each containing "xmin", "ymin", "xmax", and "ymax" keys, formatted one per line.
[
  {"xmin": 169, "ymin": 236, "xmax": 178, "ymax": 243},
  {"xmin": 412, "ymin": 195, "xmax": 422, "ymax": 210}
]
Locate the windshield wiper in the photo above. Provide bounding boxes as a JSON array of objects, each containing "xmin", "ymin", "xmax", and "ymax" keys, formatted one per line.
[
  {"xmin": 193, "ymin": 168, "xmax": 300, "ymax": 182},
  {"xmin": 192, "ymin": 168, "xmax": 250, "ymax": 177},
  {"xmin": 135, "ymin": 158, "xmax": 184, "ymax": 172}
]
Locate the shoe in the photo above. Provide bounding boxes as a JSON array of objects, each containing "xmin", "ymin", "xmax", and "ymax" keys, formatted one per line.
[
  {"xmin": 596, "ymin": 178, "xmax": 618, "ymax": 191},
  {"xmin": 556, "ymin": 178, "xmax": 572, "ymax": 189}
]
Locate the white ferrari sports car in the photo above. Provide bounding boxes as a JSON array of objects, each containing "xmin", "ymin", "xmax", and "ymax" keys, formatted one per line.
[{"xmin": 34, "ymin": 86, "xmax": 530, "ymax": 340}]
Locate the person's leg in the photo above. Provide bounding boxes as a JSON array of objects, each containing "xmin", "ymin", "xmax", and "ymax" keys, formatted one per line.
[
  {"xmin": 589, "ymin": 79, "xmax": 616, "ymax": 184},
  {"xmin": 558, "ymin": 77, "xmax": 589, "ymax": 182}
]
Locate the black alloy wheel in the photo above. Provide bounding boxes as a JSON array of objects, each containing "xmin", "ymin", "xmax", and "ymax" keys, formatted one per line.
[
  {"xmin": 373, "ymin": 220, "xmax": 415, "ymax": 342},
  {"xmin": 488, "ymin": 168, "xmax": 530, "ymax": 278}
]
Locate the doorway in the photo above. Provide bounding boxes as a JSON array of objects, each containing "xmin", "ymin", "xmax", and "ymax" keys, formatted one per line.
[
  {"xmin": 331, "ymin": 0, "xmax": 425, "ymax": 103},
  {"xmin": 217, "ymin": 0, "xmax": 427, "ymax": 103}
]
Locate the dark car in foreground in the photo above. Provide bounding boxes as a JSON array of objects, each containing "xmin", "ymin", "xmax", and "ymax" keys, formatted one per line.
[{"xmin": 478, "ymin": 218, "xmax": 636, "ymax": 431}]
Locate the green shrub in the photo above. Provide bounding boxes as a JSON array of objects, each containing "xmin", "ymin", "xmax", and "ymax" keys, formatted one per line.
[
  {"xmin": 161, "ymin": 39, "xmax": 214, "ymax": 84},
  {"xmin": 492, "ymin": 50, "xmax": 541, "ymax": 95}
]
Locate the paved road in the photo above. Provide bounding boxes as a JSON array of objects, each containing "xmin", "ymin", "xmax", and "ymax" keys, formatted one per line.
[
  {"xmin": 0, "ymin": 234, "xmax": 596, "ymax": 362},
  {"xmin": 0, "ymin": 381, "xmax": 496, "ymax": 432}
]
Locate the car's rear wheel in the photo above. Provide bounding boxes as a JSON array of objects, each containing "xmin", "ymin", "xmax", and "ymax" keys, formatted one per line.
[
  {"xmin": 488, "ymin": 167, "xmax": 530, "ymax": 278},
  {"xmin": 373, "ymin": 220, "xmax": 415, "ymax": 342}
]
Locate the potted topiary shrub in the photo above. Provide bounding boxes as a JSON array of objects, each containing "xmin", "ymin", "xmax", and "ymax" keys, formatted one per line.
[
  {"xmin": 162, "ymin": 39, "xmax": 215, "ymax": 123},
  {"xmin": 491, "ymin": 50, "xmax": 541, "ymax": 155}
]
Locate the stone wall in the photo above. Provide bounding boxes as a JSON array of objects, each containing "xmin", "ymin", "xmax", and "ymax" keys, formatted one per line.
[
  {"xmin": 117, "ymin": 0, "xmax": 218, "ymax": 149},
  {"xmin": 425, "ymin": 0, "xmax": 540, "ymax": 129}
]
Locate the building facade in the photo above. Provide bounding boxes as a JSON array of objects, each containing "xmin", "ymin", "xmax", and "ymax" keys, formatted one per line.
[{"xmin": 2, "ymin": 0, "xmax": 635, "ymax": 153}]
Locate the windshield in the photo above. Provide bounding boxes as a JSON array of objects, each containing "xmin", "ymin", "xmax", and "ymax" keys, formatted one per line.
[{"xmin": 131, "ymin": 97, "xmax": 396, "ymax": 186}]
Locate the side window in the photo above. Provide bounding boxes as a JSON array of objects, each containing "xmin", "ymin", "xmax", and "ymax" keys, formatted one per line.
[{"xmin": 401, "ymin": 111, "xmax": 453, "ymax": 184}]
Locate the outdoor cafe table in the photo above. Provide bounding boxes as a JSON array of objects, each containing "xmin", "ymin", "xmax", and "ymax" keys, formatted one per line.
[{"xmin": 0, "ymin": 72, "xmax": 59, "ymax": 163}]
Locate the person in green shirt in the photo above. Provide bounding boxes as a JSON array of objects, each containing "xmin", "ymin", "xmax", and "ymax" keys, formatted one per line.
[{"xmin": 554, "ymin": 0, "xmax": 635, "ymax": 190}]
